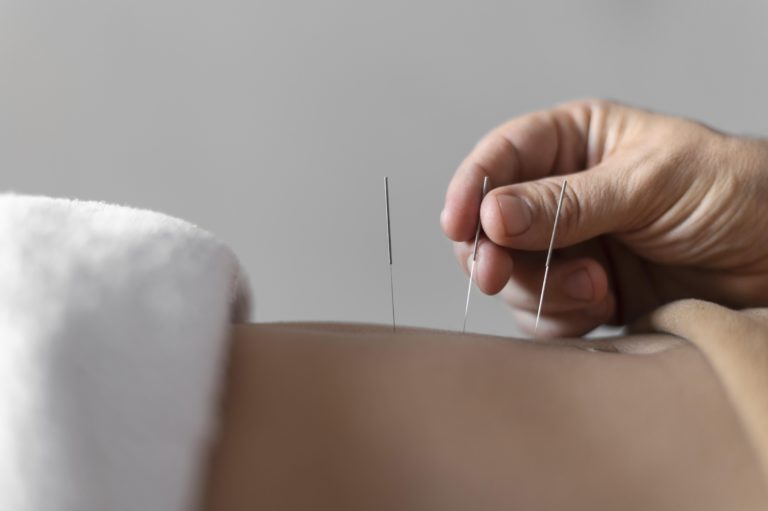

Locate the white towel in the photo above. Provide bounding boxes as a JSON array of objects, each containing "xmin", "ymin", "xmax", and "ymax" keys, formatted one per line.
[{"xmin": 0, "ymin": 194, "xmax": 251, "ymax": 511}]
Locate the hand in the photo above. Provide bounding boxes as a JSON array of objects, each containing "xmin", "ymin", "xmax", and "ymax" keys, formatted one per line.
[{"xmin": 441, "ymin": 99, "xmax": 768, "ymax": 337}]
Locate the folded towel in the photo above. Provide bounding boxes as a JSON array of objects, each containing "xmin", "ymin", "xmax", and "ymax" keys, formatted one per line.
[{"xmin": 0, "ymin": 194, "xmax": 251, "ymax": 511}]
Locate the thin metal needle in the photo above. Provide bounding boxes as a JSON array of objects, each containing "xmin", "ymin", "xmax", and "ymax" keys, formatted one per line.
[
  {"xmin": 535, "ymin": 179, "xmax": 568, "ymax": 334},
  {"xmin": 462, "ymin": 176, "xmax": 490, "ymax": 334},
  {"xmin": 384, "ymin": 177, "xmax": 396, "ymax": 332}
]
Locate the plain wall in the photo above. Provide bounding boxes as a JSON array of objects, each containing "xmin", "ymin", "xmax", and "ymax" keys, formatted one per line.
[{"xmin": 2, "ymin": 0, "xmax": 766, "ymax": 336}]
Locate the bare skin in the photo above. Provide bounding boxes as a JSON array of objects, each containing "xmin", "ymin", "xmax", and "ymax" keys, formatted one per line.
[
  {"xmin": 441, "ymin": 99, "xmax": 768, "ymax": 337},
  {"xmin": 200, "ymin": 102, "xmax": 768, "ymax": 508},
  {"xmin": 203, "ymin": 320, "xmax": 768, "ymax": 511},
  {"xmin": 639, "ymin": 299, "xmax": 768, "ymax": 482}
]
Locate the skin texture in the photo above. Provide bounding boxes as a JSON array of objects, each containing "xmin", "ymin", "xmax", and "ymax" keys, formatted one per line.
[
  {"xmin": 441, "ymin": 99, "xmax": 768, "ymax": 337},
  {"xmin": 636, "ymin": 299, "xmax": 768, "ymax": 483},
  {"xmin": 203, "ymin": 320, "xmax": 768, "ymax": 511}
]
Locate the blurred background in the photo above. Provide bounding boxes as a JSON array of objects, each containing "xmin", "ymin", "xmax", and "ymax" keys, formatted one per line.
[{"xmin": 1, "ymin": 0, "xmax": 766, "ymax": 336}]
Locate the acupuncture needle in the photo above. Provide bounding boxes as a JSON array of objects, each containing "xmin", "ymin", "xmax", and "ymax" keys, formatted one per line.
[
  {"xmin": 462, "ymin": 176, "xmax": 490, "ymax": 334},
  {"xmin": 384, "ymin": 177, "xmax": 396, "ymax": 332},
  {"xmin": 534, "ymin": 179, "xmax": 568, "ymax": 334}
]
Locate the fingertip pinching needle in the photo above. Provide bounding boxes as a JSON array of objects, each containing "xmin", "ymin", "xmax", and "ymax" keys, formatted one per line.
[
  {"xmin": 534, "ymin": 179, "xmax": 568, "ymax": 335},
  {"xmin": 462, "ymin": 176, "xmax": 490, "ymax": 334}
]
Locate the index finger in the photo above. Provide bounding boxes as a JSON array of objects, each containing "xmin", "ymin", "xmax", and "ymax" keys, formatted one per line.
[{"xmin": 440, "ymin": 100, "xmax": 596, "ymax": 242}]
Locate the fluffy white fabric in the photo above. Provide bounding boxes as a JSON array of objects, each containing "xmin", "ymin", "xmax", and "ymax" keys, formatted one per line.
[{"xmin": 0, "ymin": 194, "xmax": 251, "ymax": 511}]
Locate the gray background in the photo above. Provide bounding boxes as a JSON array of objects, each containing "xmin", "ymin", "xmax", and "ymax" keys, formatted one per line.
[{"xmin": 1, "ymin": 0, "xmax": 766, "ymax": 336}]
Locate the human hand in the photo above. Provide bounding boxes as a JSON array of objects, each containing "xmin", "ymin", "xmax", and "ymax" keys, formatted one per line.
[{"xmin": 441, "ymin": 99, "xmax": 768, "ymax": 337}]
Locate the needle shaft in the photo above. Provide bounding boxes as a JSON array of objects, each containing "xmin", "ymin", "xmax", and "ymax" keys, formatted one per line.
[
  {"xmin": 384, "ymin": 177, "xmax": 396, "ymax": 331},
  {"xmin": 535, "ymin": 180, "xmax": 568, "ymax": 334},
  {"xmin": 462, "ymin": 176, "xmax": 489, "ymax": 334}
]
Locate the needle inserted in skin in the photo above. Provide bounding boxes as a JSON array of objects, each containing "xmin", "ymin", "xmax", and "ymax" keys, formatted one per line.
[
  {"xmin": 534, "ymin": 180, "xmax": 568, "ymax": 335},
  {"xmin": 384, "ymin": 177, "xmax": 396, "ymax": 332},
  {"xmin": 462, "ymin": 176, "xmax": 490, "ymax": 334}
]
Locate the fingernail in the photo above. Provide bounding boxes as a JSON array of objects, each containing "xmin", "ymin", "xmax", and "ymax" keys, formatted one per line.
[
  {"xmin": 496, "ymin": 194, "xmax": 532, "ymax": 236},
  {"xmin": 563, "ymin": 269, "xmax": 594, "ymax": 301}
]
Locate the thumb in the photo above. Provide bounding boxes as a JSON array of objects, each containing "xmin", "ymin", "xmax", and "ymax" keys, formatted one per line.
[{"xmin": 480, "ymin": 165, "xmax": 634, "ymax": 250}]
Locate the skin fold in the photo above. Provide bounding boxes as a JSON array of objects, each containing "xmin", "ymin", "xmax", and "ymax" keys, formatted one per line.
[
  {"xmin": 637, "ymin": 300, "xmax": 768, "ymax": 483},
  {"xmin": 202, "ymin": 320, "xmax": 768, "ymax": 511}
]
